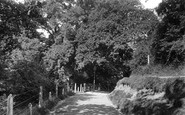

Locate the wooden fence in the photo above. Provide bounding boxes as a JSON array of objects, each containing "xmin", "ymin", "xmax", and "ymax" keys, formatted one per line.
[{"xmin": 1, "ymin": 82, "xmax": 87, "ymax": 115}]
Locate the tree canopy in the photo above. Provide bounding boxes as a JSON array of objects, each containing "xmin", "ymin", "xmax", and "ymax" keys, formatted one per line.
[
  {"xmin": 41, "ymin": 0, "xmax": 158, "ymax": 90},
  {"xmin": 152, "ymin": 0, "xmax": 185, "ymax": 66},
  {"xmin": 3, "ymin": 0, "xmax": 182, "ymax": 96}
]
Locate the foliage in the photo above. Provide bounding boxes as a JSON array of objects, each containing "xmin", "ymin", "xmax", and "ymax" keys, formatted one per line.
[
  {"xmin": 41, "ymin": 0, "xmax": 158, "ymax": 87},
  {"xmin": 165, "ymin": 79, "xmax": 185, "ymax": 108},
  {"xmin": 44, "ymin": 42, "xmax": 75, "ymax": 80},
  {"xmin": 71, "ymin": 0, "xmax": 158, "ymax": 88},
  {"xmin": 0, "ymin": 0, "xmax": 47, "ymax": 55},
  {"xmin": 121, "ymin": 98, "xmax": 170, "ymax": 115},
  {"xmin": 152, "ymin": 0, "xmax": 185, "ymax": 65},
  {"xmin": 0, "ymin": 0, "xmax": 51, "ymax": 102},
  {"xmin": 75, "ymin": 0, "xmax": 157, "ymax": 67},
  {"xmin": 118, "ymin": 78, "xmax": 185, "ymax": 115},
  {"xmin": 3, "ymin": 0, "xmax": 185, "ymax": 113},
  {"xmin": 109, "ymin": 78, "xmax": 185, "ymax": 115},
  {"xmin": 3, "ymin": 34, "xmax": 53, "ymax": 95}
]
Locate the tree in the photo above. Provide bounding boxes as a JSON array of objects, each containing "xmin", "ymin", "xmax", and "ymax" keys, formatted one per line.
[
  {"xmin": 75, "ymin": 0, "xmax": 158, "ymax": 76},
  {"xmin": 5, "ymin": 34, "xmax": 52, "ymax": 92},
  {"xmin": 42, "ymin": 0, "xmax": 158, "ymax": 89},
  {"xmin": 42, "ymin": 0, "xmax": 97, "ymax": 83},
  {"xmin": 0, "ymin": 0, "xmax": 47, "ymax": 55},
  {"xmin": 0, "ymin": 1, "xmax": 56, "ymax": 103},
  {"xmin": 152, "ymin": 0, "xmax": 185, "ymax": 65}
]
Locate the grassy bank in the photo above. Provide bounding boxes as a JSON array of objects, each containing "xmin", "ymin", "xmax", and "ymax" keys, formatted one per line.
[{"xmin": 109, "ymin": 67, "xmax": 185, "ymax": 115}]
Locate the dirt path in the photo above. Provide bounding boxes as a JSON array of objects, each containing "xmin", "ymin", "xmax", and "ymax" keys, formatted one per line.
[{"xmin": 53, "ymin": 92, "xmax": 123, "ymax": 115}]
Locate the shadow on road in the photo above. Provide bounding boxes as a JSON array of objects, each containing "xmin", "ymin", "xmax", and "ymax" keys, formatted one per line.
[
  {"xmin": 55, "ymin": 93, "xmax": 94, "ymax": 108},
  {"xmin": 54, "ymin": 92, "xmax": 123, "ymax": 115},
  {"xmin": 57, "ymin": 104, "xmax": 122, "ymax": 115}
]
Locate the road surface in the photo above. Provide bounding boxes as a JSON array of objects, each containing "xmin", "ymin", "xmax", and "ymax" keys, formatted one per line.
[{"xmin": 53, "ymin": 92, "xmax": 123, "ymax": 115}]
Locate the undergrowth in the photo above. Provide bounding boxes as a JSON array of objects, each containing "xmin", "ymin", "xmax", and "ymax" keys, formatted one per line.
[
  {"xmin": 19, "ymin": 90, "xmax": 75, "ymax": 115},
  {"xmin": 120, "ymin": 79, "xmax": 185, "ymax": 115},
  {"xmin": 113, "ymin": 63, "xmax": 185, "ymax": 115}
]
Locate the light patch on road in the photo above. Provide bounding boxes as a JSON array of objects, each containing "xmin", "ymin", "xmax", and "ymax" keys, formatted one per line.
[{"xmin": 76, "ymin": 92, "xmax": 116, "ymax": 107}]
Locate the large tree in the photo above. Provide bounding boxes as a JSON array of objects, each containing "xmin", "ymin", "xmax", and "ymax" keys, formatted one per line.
[
  {"xmin": 43, "ymin": 0, "xmax": 96, "ymax": 82},
  {"xmin": 0, "ymin": 0, "xmax": 48, "ymax": 55},
  {"xmin": 43, "ymin": 0, "xmax": 158, "ymax": 87},
  {"xmin": 75, "ymin": 0, "xmax": 158, "ymax": 77},
  {"xmin": 0, "ymin": 0, "xmax": 55, "ymax": 102},
  {"xmin": 152, "ymin": 0, "xmax": 185, "ymax": 65}
]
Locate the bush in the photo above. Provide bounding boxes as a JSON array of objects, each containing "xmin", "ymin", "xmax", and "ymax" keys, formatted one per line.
[
  {"xmin": 120, "ymin": 99, "xmax": 134, "ymax": 114},
  {"xmin": 119, "ymin": 78, "xmax": 185, "ymax": 115},
  {"xmin": 142, "ymin": 77, "xmax": 165, "ymax": 92},
  {"xmin": 120, "ymin": 98, "xmax": 170, "ymax": 115},
  {"xmin": 109, "ymin": 90, "xmax": 132, "ymax": 107},
  {"xmin": 7, "ymin": 61, "xmax": 56, "ymax": 106},
  {"xmin": 165, "ymin": 79, "xmax": 185, "ymax": 108}
]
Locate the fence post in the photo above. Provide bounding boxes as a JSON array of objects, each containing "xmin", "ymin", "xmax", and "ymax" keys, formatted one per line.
[
  {"xmin": 7, "ymin": 94, "xmax": 13, "ymax": 115},
  {"xmin": 39, "ymin": 86, "xmax": 43, "ymax": 108},
  {"xmin": 67, "ymin": 82, "xmax": 70, "ymax": 92},
  {"xmin": 49, "ymin": 92, "xmax": 52, "ymax": 101},
  {"xmin": 28, "ymin": 103, "xmax": 32, "ymax": 115},
  {"xmin": 148, "ymin": 55, "xmax": 150, "ymax": 65},
  {"xmin": 62, "ymin": 88, "xmax": 65, "ymax": 95},
  {"xmin": 84, "ymin": 83, "xmax": 86, "ymax": 92},
  {"xmin": 74, "ymin": 83, "xmax": 76, "ymax": 93},
  {"xmin": 77, "ymin": 87, "xmax": 79, "ymax": 93},
  {"xmin": 56, "ymin": 83, "xmax": 58, "ymax": 98},
  {"xmin": 80, "ymin": 84, "xmax": 82, "ymax": 92}
]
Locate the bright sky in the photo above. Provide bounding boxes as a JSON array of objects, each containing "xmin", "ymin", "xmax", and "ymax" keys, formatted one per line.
[
  {"xmin": 14, "ymin": 0, "xmax": 25, "ymax": 3},
  {"xmin": 139, "ymin": 0, "xmax": 162, "ymax": 9}
]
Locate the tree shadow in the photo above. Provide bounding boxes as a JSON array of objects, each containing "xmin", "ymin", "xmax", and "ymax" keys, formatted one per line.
[
  {"xmin": 56, "ymin": 104, "xmax": 123, "ymax": 115},
  {"xmin": 54, "ymin": 93, "xmax": 122, "ymax": 115},
  {"xmin": 55, "ymin": 93, "xmax": 94, "ymax": 109}
]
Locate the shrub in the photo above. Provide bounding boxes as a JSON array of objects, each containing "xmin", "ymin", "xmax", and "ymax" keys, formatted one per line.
[
  {"xmin": 120, "ymin": 99, "xmax": 134, "ymax": 114},
  {"xmin": 165, "ymin": 79, "xmax": 185, "ymax": 108},
  {"xmin": 142, "ymin": 77, "xmax": 165, "ymax": 92},
  {"xmin": 119, "ymin": 78, "xmax": 185, "ymax": 115},
  {"xmin": 121, "ymin": 98, "xmax": 170, "ymax": 115},
  {"xmin": 109, "ymin": 90, "xmax": 130, "ymax": 106}
]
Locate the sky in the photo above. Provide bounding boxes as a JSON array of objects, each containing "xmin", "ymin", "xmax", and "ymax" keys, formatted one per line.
[
  {"xmin": 14, "ymin": 0, "xmax": 24, "ymax": 3},
  {"xmin": 139, "ymin": 0, "xmax": 162, "ymax": 9}
]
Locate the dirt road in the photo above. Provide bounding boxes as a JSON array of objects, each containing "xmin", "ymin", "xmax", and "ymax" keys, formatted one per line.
[{"xmin": 53, "ymin": 92, "xmax": 123, "ymax": 115}]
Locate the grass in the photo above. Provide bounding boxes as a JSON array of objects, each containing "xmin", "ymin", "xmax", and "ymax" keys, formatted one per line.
[
  {"xmin": 132, "ymin": 64, "xmax": 185, "ymax": 77},
  {"xmin": 18, "ymin": 90, "xmax": 75, "ymax": 115}
]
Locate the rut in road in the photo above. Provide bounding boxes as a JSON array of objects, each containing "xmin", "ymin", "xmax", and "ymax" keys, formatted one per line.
[{"xmin": 52, "ymin": 92, "xmax": 123, "ymax": 115}]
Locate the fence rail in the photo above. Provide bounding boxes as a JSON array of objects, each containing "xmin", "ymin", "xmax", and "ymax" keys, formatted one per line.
[{"xmin": 1, "ymin": 82, "xmax": 90, "ymax": 115}]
